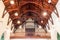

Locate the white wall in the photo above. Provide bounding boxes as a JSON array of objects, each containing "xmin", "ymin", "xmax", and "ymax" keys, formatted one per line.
[{"xmin": 0, "ymin": 1, "xmax": 11, "ymax": 40}]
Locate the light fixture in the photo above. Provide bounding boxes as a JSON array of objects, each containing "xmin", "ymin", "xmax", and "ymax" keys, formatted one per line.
[
  {"xmin": 14, "ymin": 12, "xmax": 18, "ymax": 16},
  {"xmin": 42, "ymin": 12, "xmax": 48, "ymax": 17},
  {"xmin": 17, "ymin": 20, "xmax": 20, "ymax": 24},
  {"xmin": 41, "ymin": 20, "xmax": 43, "ymax": 23},
  {"xmin": 19, "ymin": 25, "xmax": 22, "ymax": 29},
  {"xmin": 39, "ymin": 25, "xmax": 42, "ymax": 28},
  {"xmin": 48, "ymin": 0, "xmax": 51, "ymax": 3},
  {"xmin": 10, "ymin": 0, "xmax": 14, "ymax": 4}
]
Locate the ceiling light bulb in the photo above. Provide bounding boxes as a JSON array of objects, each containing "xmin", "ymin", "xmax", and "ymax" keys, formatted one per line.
[
  {"xmin": 48, "ymin": 0, "xmax": 51, "ymax": 3},
  {"xmin": 42, "ymin": 12, "xmax": 47, "ymax": 16},
  {"xmin": 19, "ymin": 26, "xmax": 22, "ymax": 29},
  {"xmin": 14, "ymin": 12, "xmax": 18, "ymax": 16},
  {"xmin": 39, "ymin": 26, "xmax": 42, "ymax": 28},
  {"xmin": 41, "ymin": 20, "xmax": 43, "ymax": 23},
  {"xmin": 17, "ymin": 20, "xmax": 20, "ymax": 24},
  {"xmin": 10, "ymin": 0, "xmax": 14, "ymax": 4}
]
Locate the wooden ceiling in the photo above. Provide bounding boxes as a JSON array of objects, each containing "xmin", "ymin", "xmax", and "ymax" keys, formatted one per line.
[{"xmin": 2, "ymin": 0, "xmax": 59, "ymax": 32}]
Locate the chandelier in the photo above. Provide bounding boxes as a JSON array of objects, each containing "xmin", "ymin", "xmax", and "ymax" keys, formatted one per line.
[{"xmin": 2, "ymin": 0, "xmax": 59, "ymax": 33}]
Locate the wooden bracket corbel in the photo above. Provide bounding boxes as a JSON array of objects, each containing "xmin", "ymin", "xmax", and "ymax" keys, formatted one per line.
[
  {"xmin": 42, "ymin": 25, "xmax": 47, "ymax": 33},
  {"xmin": 2, "ymin": 8, "xmax": 7, "ymax": 18},
  {"xmin": 7, "ymin": 17, "xmax": 11, "ymax": 25},
  {"xmin": 44, "ymin": 26, "xmax": 47, "ymax": 33},
  {"xmin": 11, "ymin": 23, "xmax": 14, "ymax": 30},
  {"xmin": 54, "ymin": 6, "xmax": 59, "ymax": 17},
  {"xmin": 49, "ymin": 16, "xmax": 54, "ymax": 25},
  {"xmin": 47, "ymin": 21, "xmax": 50, "ymax": 30}
]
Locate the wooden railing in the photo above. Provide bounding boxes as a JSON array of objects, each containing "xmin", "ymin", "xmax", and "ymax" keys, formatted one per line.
[{"xmin": 10, "ymin": 32, "xmax": 51, "ymax": 38}]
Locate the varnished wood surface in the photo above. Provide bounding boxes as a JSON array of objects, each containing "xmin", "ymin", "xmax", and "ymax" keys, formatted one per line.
[{"xmin": 10, "ymin": 32, "xmax": 51, "ymax": 39}]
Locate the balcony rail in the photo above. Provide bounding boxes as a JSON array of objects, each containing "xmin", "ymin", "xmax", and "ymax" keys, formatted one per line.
[{"xmin": 10, "ymin": 32, "xmax": 51, "ymax": 38}]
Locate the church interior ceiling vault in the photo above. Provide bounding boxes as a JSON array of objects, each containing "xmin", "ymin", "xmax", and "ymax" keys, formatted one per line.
[{"xmin": 2, "ymin": 0, "xmax": 59, "ymax": 33}]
